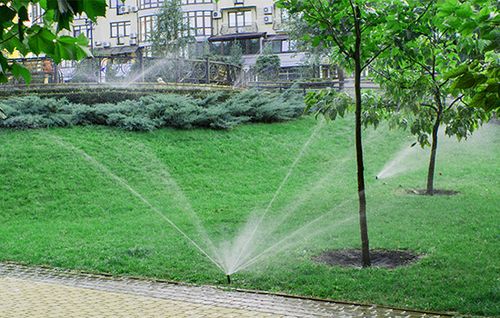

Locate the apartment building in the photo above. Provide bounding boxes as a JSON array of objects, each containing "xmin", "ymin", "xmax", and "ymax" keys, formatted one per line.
[{"xmin": 29, "ymin": 0, "xmax": 309, "ymax": 73}]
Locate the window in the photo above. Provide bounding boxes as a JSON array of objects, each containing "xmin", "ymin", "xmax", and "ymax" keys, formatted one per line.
[
  {"xmin": 184, "ymin": 11, "xmax": 212, "ymax": 36},
  {"xmin": 210, "ymin": 38, "xmax": 260, "ymax": 56},
  {"xmin": 109, "ymin": 0, "xmax": 121, "ymax": 8},
  {"xmin": 110, "ymin": 21, "xmax": 131, "ymax": 38},
  {"xmin": 228, "ymin": 11, "xmax": 252, "ymax": 28},
  {"xmin": 30, "ymin": 3, "xmax": 44, "ymax": 24},
  {"xmin": 73, "ymin": 24, "xmax": 93, "ymax": 39},
  {"xmin": 182, "ymin": 0, "xmax": 212, "ymax": 4},
  {"xmin": 281, "ymin": 40, "xmax": 297, "ymax": 52},
  {"xmin": 139, "ymin": 0, "xmax": 164, "ymax": 9},
  {"xmin": 268, "ymin": 39, "xmax": 297, "ymax": 53},
  {"xmin": 139, "ymin": 16, "xmax": 156, "ymax": 42}
]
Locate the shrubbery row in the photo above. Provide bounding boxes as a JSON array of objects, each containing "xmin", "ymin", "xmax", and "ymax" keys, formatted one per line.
[{"xmin": 0, "ymin": 89, "xmax": 305, "ymax": 131}]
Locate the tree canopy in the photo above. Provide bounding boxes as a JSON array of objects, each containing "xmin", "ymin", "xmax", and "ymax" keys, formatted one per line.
[
  {"xmin": 150, "ymin": 0, "xmax": 194, "ymax": 57},
  {"xmin": 370, "ymin": 0, "xmax": 498, "ymax": 194},
  {"xmin": 0, "ymin": 0, "xmax": 106, "ymax": 84}
]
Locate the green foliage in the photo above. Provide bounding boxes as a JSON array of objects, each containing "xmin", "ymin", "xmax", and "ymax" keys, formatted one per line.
[
  {"xmin": 0, "ymin": 95, "xmax": 72, "ymax": 128},
  {"xmin": 0, "ymin": 0, "xmax": 106, "ymax": 83},
  {"xmin": 372, "ymin": 0, "xmax": 497, "ymax": 147},
  {"xmin": 71, "ymin": 59, "xmax": 100, "ymax": 83},
  {"xmin": 227, "ymin": 42, "xmax": 243, "ymax": 66},
  {"xmin": 150, "ymin": 0, "xmax": 194, "ymax": 57},
  {"xmin": 255, "ymin": 54, "xmax": 281, "ymax": 81},
  {"xmin": 278, "ymin": 0, "xmax": 415, "ymax": 73},
  {"xmin": 0, "ymin": 90, "xmax": 305, "ymax": 131},
  {"xmin": 305, "ymin": 89, "xmax": 352, "ymax": 121}
]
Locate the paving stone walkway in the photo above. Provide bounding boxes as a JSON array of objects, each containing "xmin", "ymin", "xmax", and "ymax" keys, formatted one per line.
[{"xmin": 0, "ymin": 263, "xmax": 452, "ymax": 318}]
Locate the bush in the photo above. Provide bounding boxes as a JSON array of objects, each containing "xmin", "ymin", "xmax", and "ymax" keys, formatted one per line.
[
  {"xmin": 0, "ymin": 88, "xmax": 305, "ymax": 131},
  {"xmin": 0, "ymin": 96, "xmax": 73, "ymax": 129},
  {"xmin": 255, "ymin": 54, "xmax": 281, "ymax": 81}
]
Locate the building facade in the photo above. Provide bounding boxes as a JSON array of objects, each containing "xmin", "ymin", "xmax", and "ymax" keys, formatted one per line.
[{"xmin": 29, "ymin": 0, "xmax": 309, "ymax": 75}]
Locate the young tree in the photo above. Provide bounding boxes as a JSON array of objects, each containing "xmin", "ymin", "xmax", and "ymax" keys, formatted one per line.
[
  {"xmin": 150, "ymin": 0, "xmax": 194, "ymax": 58},
  {"xmin": 255, "ymin": 46, "xmax": 281, "ymax": 81},
  {"xmin": 0, "ymin": 0, "xmax": 106, "ymax": 84},
  {"xmin": 372, "ymin": 0, "xmax": 498, "ymax": 195},
  {"xmin": 278, "ymin": 0, "xmax": 417, "ymax": 267}
]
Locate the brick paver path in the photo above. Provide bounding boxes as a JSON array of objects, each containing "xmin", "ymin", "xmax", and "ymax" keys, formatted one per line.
[{"xmin": 0, "ymin": 263, "xmax": 451, "ymax": 317}]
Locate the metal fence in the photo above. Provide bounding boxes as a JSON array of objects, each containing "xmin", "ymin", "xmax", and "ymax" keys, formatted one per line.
[{"xmin": 5, "ymin": 56, "xmax": 242, "ymax": 87}]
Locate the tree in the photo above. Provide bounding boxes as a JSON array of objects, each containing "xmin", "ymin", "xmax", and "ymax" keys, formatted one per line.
[
  {"xmin": 278, "ymin": 0, "xmax": 419, "ymax": 267},
  {"xmin": 372, "ymin": 0, "xmax": 498, "ymax": 195},
  {"xmin": 255, "ymin": 47, "xmax": 281, "ymax": 81},
  {"xmin": 150, "ymin": 0, "xmax": 194, "ymax": 58},
  {"xmin": 0, "ymin": 0, "xmax": 106, "ymax": 84}
]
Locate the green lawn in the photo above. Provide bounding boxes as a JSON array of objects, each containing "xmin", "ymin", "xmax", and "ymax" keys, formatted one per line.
[{"xmin": 0, "ymin": 117, "xmax": 498, "ymax": 316}]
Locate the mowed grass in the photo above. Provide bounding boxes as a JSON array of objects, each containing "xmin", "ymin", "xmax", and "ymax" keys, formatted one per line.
[{"xmin": 0, "ymin": 116, "xmax": 498, "ymax": 316}]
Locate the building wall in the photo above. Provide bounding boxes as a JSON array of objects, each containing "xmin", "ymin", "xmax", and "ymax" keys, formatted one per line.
[{"xmin": 29, "ymin": 0, "xmax": 307, "ymax": 68}]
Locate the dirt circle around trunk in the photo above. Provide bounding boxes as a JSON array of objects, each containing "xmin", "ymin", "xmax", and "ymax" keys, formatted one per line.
[
  {"xmin": 406, "ymin": 188, "xmax": 459, "ymax": 196},
  {"xmin": 313, "ymin": 249, "xmax": 422, "ymax": 269}
]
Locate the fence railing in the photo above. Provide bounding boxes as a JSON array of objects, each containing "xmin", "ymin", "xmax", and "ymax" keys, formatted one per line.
[
  {"xmin": 220, "ymin": 23, "xmax": 259, "ymax": 35},
  {"xmin": 248, "ymin": 80, "xmax": 345, "ymax": 93},
  {"xmin": 4, "ymin": 56, "xmax": 243, "ymax": 87}
]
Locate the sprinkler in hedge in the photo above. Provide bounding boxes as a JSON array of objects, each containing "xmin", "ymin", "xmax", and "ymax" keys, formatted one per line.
[{"xmin": 226, "ymin": 274, "xmax": 231, "ymax": 284}]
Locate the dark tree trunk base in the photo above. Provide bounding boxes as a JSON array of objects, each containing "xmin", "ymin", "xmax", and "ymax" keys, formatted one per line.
[
  {"xmin": 313, "ymin": 249, "xmax": 421, "ymax": 269},
  {"xmin": 406, "ymin": 189, "xmax": 459, "ymax": 196}
]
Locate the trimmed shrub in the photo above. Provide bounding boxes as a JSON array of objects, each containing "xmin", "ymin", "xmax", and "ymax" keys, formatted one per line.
[
  {"xmin": 0, "ymin": 96, "xmax": 73, "ymax": 129},
  {"xmin": 0, "ymin": 88, "xmax": 305, "ymax": 131}
]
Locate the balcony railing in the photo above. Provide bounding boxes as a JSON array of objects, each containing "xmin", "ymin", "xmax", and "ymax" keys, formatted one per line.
[{"xmin": 220, "ymin": 23, "xmax": 258, "ymax": 35}]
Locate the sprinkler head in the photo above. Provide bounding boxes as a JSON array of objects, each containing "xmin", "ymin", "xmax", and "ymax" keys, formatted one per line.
[
  {"xmin": 375, "ymin": 176, "xmax": 379, "ymax": 180},
  {"xmin": 226, "ymin": 275, "xmax": 231, "ymax": 284}
]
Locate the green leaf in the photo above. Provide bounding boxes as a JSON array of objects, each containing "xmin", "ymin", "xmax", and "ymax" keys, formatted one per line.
[
  {"xmin": 11, "ymin": 63, "xmax": 31, "ymax": 85},
  {"xmin": 0, "ymin": 6, "xmax": 17, "ymax": 25},
  {"xmin": 28, "ymin": 28, "xmax": 56, "ymax": 55},
  {"xmin": 452, "ymin": 72, "xmax": 476, "ymax": 89},
  {"xmin": 444, "ymin": 64, "xmax": 469, "ymax": 79}
]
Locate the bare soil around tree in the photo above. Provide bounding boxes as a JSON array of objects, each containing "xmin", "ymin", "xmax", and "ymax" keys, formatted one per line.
[{"xmin": 313, "ymin": 249, "xmax": 422, "ymax": 269}]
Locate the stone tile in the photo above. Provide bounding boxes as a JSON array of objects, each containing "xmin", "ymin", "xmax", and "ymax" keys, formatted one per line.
[{"xmin": 0, "ymin": 263, "xmax": 453, "ymax": 318}]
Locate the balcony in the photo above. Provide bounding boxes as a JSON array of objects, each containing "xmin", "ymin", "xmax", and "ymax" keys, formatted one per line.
[{"xmin": 220, "ymin": 23, "xmax": 258, "ymax": 35}]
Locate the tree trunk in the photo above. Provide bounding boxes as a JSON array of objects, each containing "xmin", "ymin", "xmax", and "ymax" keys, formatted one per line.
[
  {"xmin": 354, "ymin": 6, "xmax": 371, "ymax": 267},
  {"xmin": 426, "ymin": 94, "xmax": 443, "ymax": 195}
]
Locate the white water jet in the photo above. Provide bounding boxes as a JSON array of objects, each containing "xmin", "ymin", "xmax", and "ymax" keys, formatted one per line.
[
  {"xmin": 228, "ymin": 118, "xmax": 326, "ymax": 272},
  {"xmin": 222, "ymin": 198, "xmax": 357, "ymax": 275},
  {"xmin": 377, "ymin": 124, "xmax": 499, "ymax": 180},
  {"xmin": 122, "ymin": 58, "xmax": 175, "ymax": 87},
  {"xmin": 48, "ymin": 134, "xmax": 225, "ymax": 273},
  {"xmin": 376, "ymin": 143, "xmax": 428, "ymax": 179},
  {"xmin": 105, "ymin": 139, "xmax": 221, "ymax": 260}
]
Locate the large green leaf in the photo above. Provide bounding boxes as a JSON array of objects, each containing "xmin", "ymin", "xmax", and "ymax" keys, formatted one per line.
[
  {"xmin": 27, "ymin": 28, "xmax": 56, "ymax": 55},
  {"xmin": 11, "ymin": 63, "xmax": 31, "ymax": 85}
]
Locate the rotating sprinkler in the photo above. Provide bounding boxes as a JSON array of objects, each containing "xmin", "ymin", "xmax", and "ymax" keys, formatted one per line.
[
  {"xmin": 375, "ymin": 175, "xmax": 379, "ymax": 180},
  {"xmin": 226, "ymin": 274, "xmax": 231, "ymax": 284}
]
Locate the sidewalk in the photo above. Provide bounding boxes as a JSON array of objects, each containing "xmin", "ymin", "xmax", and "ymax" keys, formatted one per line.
[{"xmin": 0, "ymin": 263, "xmax": 451, "ymax": 317}]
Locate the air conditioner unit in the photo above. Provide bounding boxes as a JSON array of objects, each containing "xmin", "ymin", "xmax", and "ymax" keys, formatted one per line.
[
  {"xmin": 118, "ymin": 6, "xmax": 129, "ymax": 14},
  {"xmin": 264, "ymin": 16, "xmax": 273, "ymax": 24},
  {"xmin": 263, "ymin": 6, "xmax": 273, "ymax": 15},
  {"xmin": 130, "ymin": 32, "xmax": 137, "ymax": 39},
  {"xmin": 103, "ymin": 41, "xmax": 111, "ymax": 48},
  {"xmin": 130, "ymin": 39, "xmax": 137, "ymax": 46},
  {"xmin": 130, "ymin": 6, "xmax": 139, "ymax": 13},
  {"xmin": 94, "ymin": 41, "xmax": 102, "ymax": 47},
  {"xmin": 212, "ymin": 11, "xmax": 222, "ymax": 19}
]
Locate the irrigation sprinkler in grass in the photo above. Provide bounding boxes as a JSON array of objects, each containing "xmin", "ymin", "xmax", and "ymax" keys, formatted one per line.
[{"xmin": 227, "ymin": 274, "xmax": 231, "ymax": 284}]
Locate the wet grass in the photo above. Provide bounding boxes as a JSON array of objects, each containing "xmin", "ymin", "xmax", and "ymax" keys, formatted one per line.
[{"xmin": 0, "ymin": 116, "xmax": 498, "ymax": 316}]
